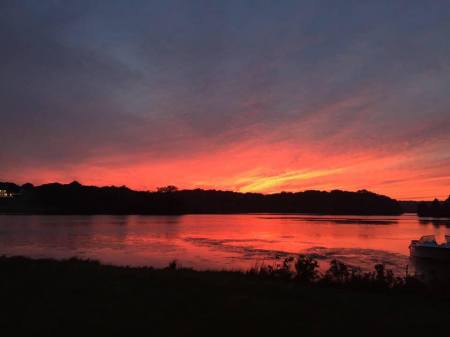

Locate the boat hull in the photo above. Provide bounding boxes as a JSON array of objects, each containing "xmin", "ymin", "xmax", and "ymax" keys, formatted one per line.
[{"xmin": 410, "ymin": 244, "xmax": 450, "ymax": 261}]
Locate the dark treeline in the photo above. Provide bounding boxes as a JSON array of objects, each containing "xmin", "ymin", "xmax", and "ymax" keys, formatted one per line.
[
  {"xmin": 398, "ymin": 200, "xmax": 420, "ymax": 213},
  {"xmin": 0, "ymin": 181, "xmax": 402, "ymax": 215},
  {"xmin": 417, "ymin": 197, "xmax": 450, "ymax": 217}
]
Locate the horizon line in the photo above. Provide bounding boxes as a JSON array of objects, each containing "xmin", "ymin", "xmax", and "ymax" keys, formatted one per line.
[{"xmin": 1, "ymin": 180, "xmax": 447, "ymax": 202}]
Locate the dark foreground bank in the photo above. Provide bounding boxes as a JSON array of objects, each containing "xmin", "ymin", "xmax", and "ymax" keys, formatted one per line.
[{"xmin": 1, "ymin": 256, "xmax": 449, "ymax": 337}]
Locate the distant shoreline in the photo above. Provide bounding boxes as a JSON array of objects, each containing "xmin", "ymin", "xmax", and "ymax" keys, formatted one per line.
[
  {"xmin": 0, "ymin": 212, "xmax": 426, "ymax": 215},
  {"xmin": 0, "ymin": 181, "xmax": 404, "ymax": 215},
  {"xmin": 0, "ymin": 211, "xmax": 409, "ymax": 216}
]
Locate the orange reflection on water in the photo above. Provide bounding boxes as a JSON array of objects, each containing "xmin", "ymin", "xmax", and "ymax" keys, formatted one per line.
[{"xmin": 0, "ymin": 214, "xmax": 449, "ymax": 273}]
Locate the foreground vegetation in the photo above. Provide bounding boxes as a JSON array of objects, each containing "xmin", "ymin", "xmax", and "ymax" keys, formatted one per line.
[{"xmin": 1, "ymin": 255, "xmax": 449, "ymax": 337}]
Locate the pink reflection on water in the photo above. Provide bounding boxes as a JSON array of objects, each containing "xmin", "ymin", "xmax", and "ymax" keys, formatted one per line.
[{"xmin": 0, "ymin": 214, "xmax": 449, "ymax": 274}]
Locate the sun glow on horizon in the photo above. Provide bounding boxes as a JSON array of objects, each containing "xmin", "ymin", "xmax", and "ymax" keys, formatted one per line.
[{"xmin": 6, "ymin": 136, "xmax": 449, "ymax": 201}]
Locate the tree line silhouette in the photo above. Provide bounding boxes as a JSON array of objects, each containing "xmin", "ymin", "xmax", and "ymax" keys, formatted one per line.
[
  {"xmin": 0, "ymin": 181, "xmax": 402, "ymax": 215},
  {"xmin": 417, "ymin": 196, "xmax": 450, "ymax": 217}
]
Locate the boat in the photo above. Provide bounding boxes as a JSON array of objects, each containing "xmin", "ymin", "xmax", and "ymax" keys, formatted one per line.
[{"xmin": 409, "ymin": 235, "xmax": 450, "ymax": 260}]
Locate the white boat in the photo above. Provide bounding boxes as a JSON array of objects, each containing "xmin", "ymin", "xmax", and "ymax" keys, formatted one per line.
[{"xmin": 410, "ymin": 235, "xmax": 450, "ymax": 260}]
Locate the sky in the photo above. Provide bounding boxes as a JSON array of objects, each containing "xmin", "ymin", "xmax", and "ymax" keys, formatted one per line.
[{"xmin": 1, "ymin": 0, "xmax": 450, "ymax": 200}]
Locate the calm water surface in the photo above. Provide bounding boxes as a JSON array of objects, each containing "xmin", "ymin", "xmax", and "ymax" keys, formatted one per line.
[{"xmin": 0, "ymin": 214, "xmax": 449, "ymax": 274}]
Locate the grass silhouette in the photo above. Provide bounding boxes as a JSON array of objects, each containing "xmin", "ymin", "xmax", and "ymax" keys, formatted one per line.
[{"xmin": 1, "ymin": 255, "xmax": 448, "ymax": 337}]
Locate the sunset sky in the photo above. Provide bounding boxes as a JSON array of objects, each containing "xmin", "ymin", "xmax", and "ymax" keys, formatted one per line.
[{"xmin": 1, "ymin": 0, "xmax": 450, "ymax": 200}]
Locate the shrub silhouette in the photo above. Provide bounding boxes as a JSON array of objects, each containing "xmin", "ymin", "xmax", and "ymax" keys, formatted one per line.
[
  {"xmin": 247, "ymin": 256, "xmax": 294, "ymax": 280},
  {"xmin": 157, "ymin": 185, "xmax": 178, "ymax": 193},
  {"xmin": 325, "ymin": 259, "xmax": 351, "ymax": 283},
  {"xmin": 166, "ymin": 260, "xmax": 178, "ymax": 270},
  {"xmin": 294, "ymin": 255, "xmax": 319, "ymax": 283},
  {"xmin": 248, "ymin": 255, "xmax": 433, "ymax": 292}
]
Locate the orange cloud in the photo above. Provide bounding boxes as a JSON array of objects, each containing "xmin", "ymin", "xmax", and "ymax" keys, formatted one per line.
[{"xmin": 7, "ymin": 133, "xmax": 448, "ymax": 201}]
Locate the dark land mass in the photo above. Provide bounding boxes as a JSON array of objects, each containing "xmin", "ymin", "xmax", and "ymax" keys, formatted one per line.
[
  {"xmin": 417, "ymin": 197, "xmax": 450, "ymax": 218},
  {"xmin": 0, "ymin": 181, "xmax": 402, "ymax": 215},
  {"xmin": 1, "ymin": 256, "xmax": 449, "ymax": 337},
  {"xmin": 398, "ymin": 200, "xmax": 421, "ymax": 213}
]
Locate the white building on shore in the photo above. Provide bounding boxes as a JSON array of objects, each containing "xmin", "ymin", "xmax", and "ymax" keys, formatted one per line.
[{"xmin": 0, "ymin": 189, "xmax": 13, "ymax": 198}]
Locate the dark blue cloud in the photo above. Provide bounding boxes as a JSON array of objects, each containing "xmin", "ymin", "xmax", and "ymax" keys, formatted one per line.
[{"xmin": 1, "ymin": 0, "xmax": 450, "ymax": 176}]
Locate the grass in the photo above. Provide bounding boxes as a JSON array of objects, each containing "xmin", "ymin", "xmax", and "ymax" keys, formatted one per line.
[{"xmin": 0, "ymin": 256, "xmax": 449, "ymax": 337}]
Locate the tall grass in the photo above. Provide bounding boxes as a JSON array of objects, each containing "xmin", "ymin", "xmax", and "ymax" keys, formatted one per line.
[{"xmin": 248, "ymin": 255, "xmax": 429, "ymax": 292}]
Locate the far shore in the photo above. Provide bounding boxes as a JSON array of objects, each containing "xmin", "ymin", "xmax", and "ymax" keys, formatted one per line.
[
  {"xmin": 0, "ymin": 211, "xmax": 414, "ymax": 216},
  {"xmin": 0, "ymin": 182, "xmax": 404, "ymax": 215}
]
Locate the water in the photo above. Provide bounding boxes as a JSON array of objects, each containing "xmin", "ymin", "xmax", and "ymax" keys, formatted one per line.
[{"xmin": 0, "ymin": 214, "xmax": 449, "ymax": 275}]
